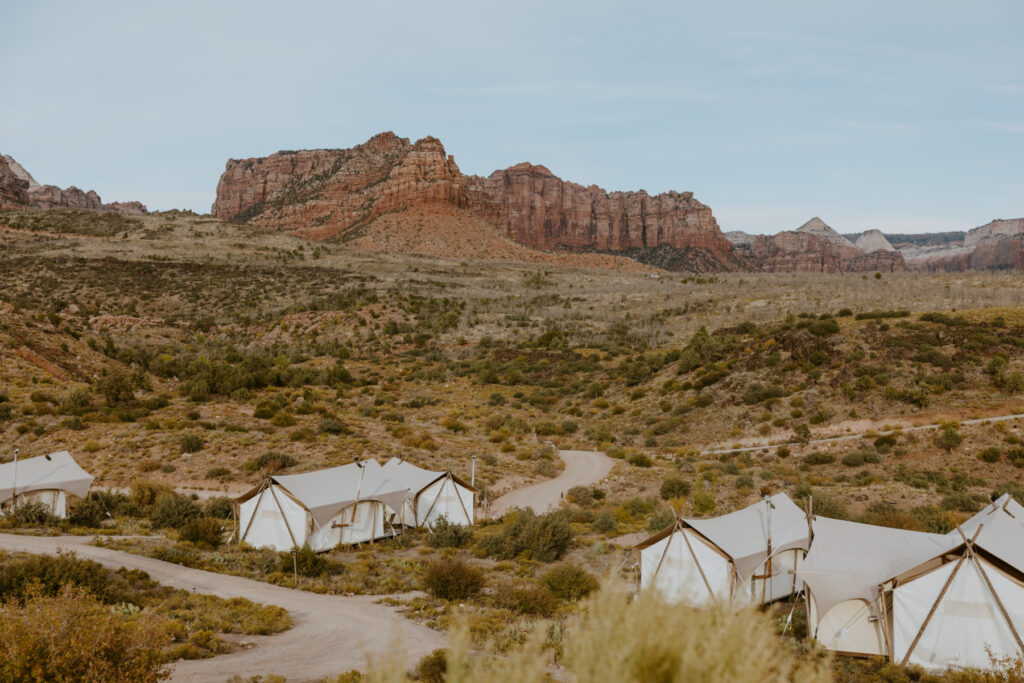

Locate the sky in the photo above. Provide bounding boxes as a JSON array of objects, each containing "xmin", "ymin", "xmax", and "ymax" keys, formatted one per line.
[{"xmin": 1, "ymin": 1, "xmax": 1022, "ymax": 234}]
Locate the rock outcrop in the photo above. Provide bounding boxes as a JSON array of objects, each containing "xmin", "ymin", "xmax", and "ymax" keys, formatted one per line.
[
  {"xmin": 0, "ymin": 156, "xmax": 30, "ymax": 208},
  {"xmin": 0, "ymin": 154, "xmax": 147, "ymax": 214},
  {"xmin": 854, "ymin": 229, "xmax": 895, "ymax": 252},
  {"xmin": 750, "ymin": 218, "xmax": 906, "ymax": 273},
  {"xmin": 2, "ymin": 154, "xmax": 40, "ymax": 190},
  {"xmin": 913, "ymin": 219, "xmax": 1024, "ymax": 271},
  {"xmin": 213, "ymin": 132, "xmax": 743, "ymax": 271}
]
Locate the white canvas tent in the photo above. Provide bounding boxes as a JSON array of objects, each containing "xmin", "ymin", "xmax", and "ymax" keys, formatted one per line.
[
  {"xmin": 380, "ymin": 457, "xmax": 476, "ymax": 527},
  {"xmin": 799, "ymin": 516, "xmax": 954, "ymax": 657},
  {"xmin": 0, "ymin": 451, "xmax": 94, "ymax": 519},
  {"xmin": 635, "ymin": 493, "xmax": 810, "ymax": 605},
  {"xmin": 882, "ymin": 496, "xmax": 1024, "ymax": 670},
  {"xmin": 234, "ymin": 460, "xmax": 411, "ymax": 551}
]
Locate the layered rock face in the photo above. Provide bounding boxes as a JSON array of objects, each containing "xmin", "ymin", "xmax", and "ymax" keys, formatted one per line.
[
  {"xmin": 463, "ymin": 163, "xmax": 735, "ymax": 260},
  {"xmin": 0, "ymin": 156, "xmax": 30, "ymax": 208},
  {"xmin": 212, "ymin": 132, "xmax": 465, "ymax": 240},
  {"xmin": 213, "ymin": 132, "xmax": 741, "ymax": 270},
  {"xmin": 747, "ymin": 218, "xmax": 906, "ymax": 273},
  {"xmin": 914, "ymin": 219, "xmax": 1024, "ymax": 271}
]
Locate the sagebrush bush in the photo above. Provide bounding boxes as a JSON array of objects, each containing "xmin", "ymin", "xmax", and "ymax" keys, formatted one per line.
[
  {"xmin": 648, "ymin": 509, "xmax": 675, "ymax": 532},
  {"xmin": 179, "ymin": 517, "xmax": 224, "ymax": 549},
  {"xmin": 422, "ymin": 557, "xmax": 485, "ymax": 600},
  {"xmin": 480, "ymin": 508, "xmax": 573, "ymax": 562},
  {"xmin": 179, "ymin": 431, "xmax": 204, "ymax": 453},
  {"xmin": 243, "ymin": 451, "xmax": 296, "ymax": 473},
  {"xmin": 491, "ymin": 580, "xmax": 559, "ymax": 617},
  {"xmin": 68, "ymin": 495, "xmax": 107, "ymax": 528},
  {"xmin": 10, "ymin": 501, "xmax": 54, "ymax": 526},
  {"xmin": 427, "ymin": 517, "xmax": 473, "ymax": 548},
  {"xmin": 278, "ymin": 544, "xmax": 327, "ymax": 577},
  {"xmin": 543, "ymin": 564, "xmax": 599, "ymax": 601},
  {"xmin": 150, "ymin": 493, "xmax": 201, "ymax": 529},
  {"xmin": 660, "ymin": 477, "xmax": 691, "ymax": 500}
]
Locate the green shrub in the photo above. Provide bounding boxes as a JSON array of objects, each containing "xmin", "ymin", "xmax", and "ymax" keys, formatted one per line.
[
  {"xmin": 491, "ymin": 581, "xmax": 559, "ymax": 617},
  {"xmin": 841, "ymin": 451, "xmax": 879, "ymax": 467},
  {"xmin": 660, "ymin": 477, "xmax": 691, "ymax": 500},
  {"xmin": 742, "ymin": 383, "xmax": 785, "ymax": 405},
  {"xmin": 567, "ymin": 486, "xmax": 595, "ymax": 506},
  {"xmin": 422, "ymin": 557, "xmax": 485, "ymax": 600},
  {"xmin": 481, "ymin": 509, "xmax": 573, "ymax": 562},
  {"xmin": 318, "ymin": 416, "xmax": 349, "ymax": 435},
  {"xmin": 591, "ymin": 510, "xmax": 618, "ymax": 534},
  {"xmin": 203, "ymin": 496, "xmax": 233, "ymax": 520},
  {"xmin": 979, "ymin": 447, "xmax": 1002, "ymax": 463},
  {"xmin": 414, "ymin": 649, "xmax": 448, "ymax": 683},
  {"xmin": 270, "ymin": 412, "xmax": 296, "ymax": 427},
  {"xmin": 691, "ymin": 490, "xmax": 716, "ymax": 515},
  {"xmin": 647, "ymin": 509, "xmax": 675, "ymax": 532},
  {"xmin": 543, "ymin": 564, "xmax": 599, "ymax": 602},
  {"xmin": 67, "ymin": 495, "xmax": 107, "ymax": 528},
  {"xmin": 11, "ymin": 501, "xmax": 55, "ymax": 526},
  {"xmin": 243, "ymin": 451, "xmax": 297, "ymax": 473},
  {"xmin": 427, "ymin": 517, "xmax": 473, "ymax": 548},
  {"xmin": 938, "ymin": 426, "xmax": 963, "ymax": 451},
  {"xmin": 801, "ymin": 452, "xmax": 832, "ymax": 466},
  {"xmin": 628, "ymin": 453, "xmax": 652, "ymax": 468},
  {"xmin": 150, "ymin": 493, "xmax": 200, "ymax": 529},
  {"xmin": 178, "ymin": 518, "xmax": 223, "ymax": 549},
  {"xmin": 941, "ymin": 492, "xmax": 982, "ymax": 513},
  {"xmin": 179, "ymin": 432, "xmax": 204, "ymax": 453},
  {"xmin": 278, "ymin": 544, "xmax": 327, "ymax": 577}
]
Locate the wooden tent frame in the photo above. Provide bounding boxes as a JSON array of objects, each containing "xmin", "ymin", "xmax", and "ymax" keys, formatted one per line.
[
  {"xmin": 416, "ymin": 471, "xmax": 477, "ymax": 527},
  {"xmin": 635, "ymin": 517, "xmax": 740, "ymax": 602},
  {"xmin": 880, "ymin": 524, "xmax": 1024, "ymax": 666}
]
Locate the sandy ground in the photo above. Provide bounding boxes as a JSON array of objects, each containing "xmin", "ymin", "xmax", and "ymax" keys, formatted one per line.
[
  {"xmin": 489, "ymin": 450, "xmax": 614, "ymax": 517},
  {"xmin": 0, "ymin": 533, "xmax": 445, "ymax": 683}
]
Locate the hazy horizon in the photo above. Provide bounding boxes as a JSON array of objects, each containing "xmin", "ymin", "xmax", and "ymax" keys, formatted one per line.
[{"xmin": 2, "ymin": 1, "xmax": 1022, "ymax": 235}]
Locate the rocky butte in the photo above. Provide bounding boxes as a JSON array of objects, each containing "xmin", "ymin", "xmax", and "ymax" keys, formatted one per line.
[{"xmin": 212, "ymin": 132, "xmax": 748, "ymax": 272}]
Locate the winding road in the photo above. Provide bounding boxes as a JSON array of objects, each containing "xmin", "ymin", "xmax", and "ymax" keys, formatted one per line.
[
  {"xmin": 0, "ymin": 533, "xmax": 444, "ymax": 682},
  {"xmin": 489, "ymin": 450, "xmax": 615, "ymax": 517}
]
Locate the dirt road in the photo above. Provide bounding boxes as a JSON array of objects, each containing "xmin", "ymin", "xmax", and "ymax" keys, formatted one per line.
[
  {"xmin": 0, "ymin": 533, "xmax": 444, "ymax": 682},
  {"xmin": 489, "ymin": 450, "xmax": 614, "ymax": 517}
]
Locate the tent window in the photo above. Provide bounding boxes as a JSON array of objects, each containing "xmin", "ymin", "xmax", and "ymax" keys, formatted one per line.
[{"xmin": 943, "ymin": 600, "xmax": 996, "ymax": 618}]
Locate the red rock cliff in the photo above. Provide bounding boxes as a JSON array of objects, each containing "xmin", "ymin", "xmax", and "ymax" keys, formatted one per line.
[
  {"xmin": 0, "ymin": 156, "xmax": 30, "ymax": 208},
  {"xmin": 212, "ymin": 132, "xmax": 740, "ymax": 269}
]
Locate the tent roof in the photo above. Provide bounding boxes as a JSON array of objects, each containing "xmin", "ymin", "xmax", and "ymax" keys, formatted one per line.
[
  {"xmin": 0, "ymin": 451, "xmax": 94, "ymax": 503},
  {"xmin": 635, "ymin": 493, "xmax": 811, "ymax": 580},
  {"xmin": 950, "ymin": 501, "xmax": 1024, "ymax": 576},
  {"xmin": 271, "ymin": 459, "xmax": 411, "ymax": 527},
  {"xmin": 381, "ymin": 457, "xmax": 477, "ymax": 494},
  {"xmin": 799, "ymin": 516, "xmax": 955, "ymax": 617}
]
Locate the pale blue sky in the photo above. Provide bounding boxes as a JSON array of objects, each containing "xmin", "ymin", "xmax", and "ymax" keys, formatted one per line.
[{"xmin": 2, "ymin": 1, "xmax": 1021, "ymax": 233}]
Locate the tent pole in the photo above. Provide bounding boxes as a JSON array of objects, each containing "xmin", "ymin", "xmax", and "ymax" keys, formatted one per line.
[
  {"xmin": 269, "ymin": 484, "xmax": 300, "ymax": 550},
  {"xmin": 879, "ymin": 584, "xmax": 894, "ymax": 662},
  {"xmin": 970, "ymin": 544, "xmax": 1024, "ymax": 655},
  {"xmin": 238, "ymin": 483, "xmax": 268, "ymax": 545},
  {"xmin": 451, "ymin": 475, "xmax": 473, "ymax": 526},
  {"xmin": 421, "ymin": 481, "xmax": 443, "ymax": 526},
  {"xmin": 900, "ymin": 551, "xmax": 968, "ymax": 665},
  {"xmin": 649, "ymin": 522, "xmax": 677, "ymax": 585},
  {"xmin": 679, "ymin": 523, "xmax": 717, "ymax": 601}
]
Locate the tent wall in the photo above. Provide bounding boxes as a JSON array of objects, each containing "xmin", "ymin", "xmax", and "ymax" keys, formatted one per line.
[
  {"xmin": 810, "ymin": 594, "xmax": 887, "ymax": 656},
  {"xmin": 0, "ymin": 489, "xmax": 69, "ymax": 519},
  {"xmin": 417, "ymin": 476, "xmax": 474, "ymax": 527},
  {"xmin": 238, "ymin": 485, "xmax": 310, "ymax": 551},
  {"xmin": 748, "ymin": 548, "xmax": 804, "ymax": 604},
  {"xmin": 639, "ymin": 528, "xmax": 734, "ymax": 605},
  {"xmin": 893, "ymin": 556, "xmax": 1024, "ymax": 671},
  {"xmin": 310, "ymin": 500, "xmax": 394, "ymax": 549}
]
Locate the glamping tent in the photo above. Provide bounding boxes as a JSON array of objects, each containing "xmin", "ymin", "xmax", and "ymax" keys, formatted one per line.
[
  {"xmin": 380, "ymin": 457, "xmax": 476, "ymax": 527},
  {"xmin": 234, "ymin": 460, "xmax": 411, "ymax": 551},
  {"xmin": 881, "ymin": 497, "xmax": 1024, "ymax": 670},
  {"xmin": 0, "ymin": 451, "xmax": 94, "ymax": 519},
  {"xmin": 799, "ymin": 517, "xmax": 954, "ymax": 657},
  {"xmin": 635, "ymin": 493, "xmax": 811, "ymax": 605}
]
